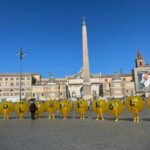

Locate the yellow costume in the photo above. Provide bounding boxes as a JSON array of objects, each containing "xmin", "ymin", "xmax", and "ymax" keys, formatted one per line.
[
  {"xmin": 35, "ymin": 101, "xmax": 45, "ymax": 119},
  {"xmin": 92, "ymin": 99, "xmax": 108, "ymax": 120},
  {"xmin": 0, "ymin": 103, "xmax": 2, "ymax": 113},
  {"xmin": 108, "ymin": 99, "xmax": 123, "ymax": 122},
  {"xmin": 46, "ymin": 100, "xmax": 59, "ymax": 119},
  {"xmin": 15, "ymin": 101, "xmax": 29, "ymax": 119},
  {"xmin": 125, "ymin": 96, "xmax": 144, "ymax": 123},
  {"xmin": 59, "ymin": 100, "xmax": 72, "ymax": 120},
  {"xmin": 0, "ymin": 103, "xmax": 3, "ymax": 117},
  {"xmin": 147, "ymin": 97, "xmax": 150, "ymax": 109},
  {"xmin": 74, "ymin": 100, "xmax": 88, "ymax": 119},
  {"xmin": 0, "ymin": 102, "xmax": 14, "ymax": 120}
]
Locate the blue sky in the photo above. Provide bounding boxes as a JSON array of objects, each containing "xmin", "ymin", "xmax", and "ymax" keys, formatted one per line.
[{"xmin": 0, "ymin": 0, "xmax": 150, "ymax": 78}]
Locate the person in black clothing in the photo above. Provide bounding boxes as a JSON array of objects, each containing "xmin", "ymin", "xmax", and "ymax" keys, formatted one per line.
[{"xmin": 30, "ymin": 102, "xmax": 38, "ymax": 120}]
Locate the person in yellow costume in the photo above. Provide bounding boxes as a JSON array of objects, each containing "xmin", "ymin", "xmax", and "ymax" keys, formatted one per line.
[
  {"xmin": 92, "ymin": 99, "xmax": 108, "ymax": 120},
  {"xmin": 147, "ymin": 97, "xmax": 150, "ymax": 110},
  {"xmin": 1, "ymin": 101, "xmax": 14, "ymax": 120},
  {"xmin": 59, "ymin": 100, "xmax": 72, "ymax": 120},
  {"xmin": 125, "ymin": 96, "xmax": 144, "ymax": 123},
  {"xmin": 15, "ymin": 101, "xmax": 29, "ymax": 119},
  {"xmin": 108, "ymin": 99, "xmax": 123, "ymax": 122},
  {"xmin": 35, "ymin": 101, "xmax": 45, "ymax": 119},
  {"xmin": 0, "ymin": 103, "xmax": 2, "ymax": 114},
  {"xmin": 46, "ymin": 100, "xmax": 59, "ymax": 119},
  {"xmin": 74, "ymin": 100, "xmax": 88, "ymax": 119}
]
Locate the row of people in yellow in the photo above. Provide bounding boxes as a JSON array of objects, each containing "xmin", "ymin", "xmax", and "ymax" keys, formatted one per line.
[
  {"xmin": 0, "ymin": 96, "xmax": 148, "ymax": 123},
  {"xmin": 93, "ymin": 96, "xmax": 144, "ymax": 123}
]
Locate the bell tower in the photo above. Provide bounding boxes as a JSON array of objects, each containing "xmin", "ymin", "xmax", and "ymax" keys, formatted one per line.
[{"xmin": 135, "ymin": 50, "xmax": 145, "ymax": 68}]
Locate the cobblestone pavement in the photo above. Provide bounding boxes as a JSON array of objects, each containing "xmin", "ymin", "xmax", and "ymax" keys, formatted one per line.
[{"xmin": 0, "ymin": 108, "xmax": 150, "ymax": 150}]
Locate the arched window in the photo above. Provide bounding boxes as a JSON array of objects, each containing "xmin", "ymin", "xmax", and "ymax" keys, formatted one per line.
[{"xmin": 140, "ymin": 61, "xmax": 142, "ymax": 66}]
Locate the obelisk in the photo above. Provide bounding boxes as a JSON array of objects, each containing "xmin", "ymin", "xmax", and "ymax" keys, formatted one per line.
[{"xmin": 82, "ymin": 18, "xmax": 91, "ymax": 100}]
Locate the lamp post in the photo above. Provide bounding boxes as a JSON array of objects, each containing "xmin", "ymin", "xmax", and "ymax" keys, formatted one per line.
[
  {"xmin": 49, "ymin": 72, "xmax": 53, "ymax": 99},
  {"xmin": 16, "ymin": 49, "xmax": 26, "ymax": 102}
]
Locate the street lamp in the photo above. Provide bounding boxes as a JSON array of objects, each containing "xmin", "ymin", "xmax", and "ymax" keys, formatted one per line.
[
  {"xmin": 16, "ymin": 49, "xmax": 26, "ymax": 102},
  {"xmin": 49, "ymin": 71, "xmax": 53, "ymax": 99}
]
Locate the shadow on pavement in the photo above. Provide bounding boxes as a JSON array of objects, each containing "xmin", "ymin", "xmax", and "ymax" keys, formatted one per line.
[
  {"xmin": 119, "ymin": 118, "xmax": 133, "ymax": 121},
  {"xmin": 142, "ymin": 118, "xmax": 150, "ymax": 121}
]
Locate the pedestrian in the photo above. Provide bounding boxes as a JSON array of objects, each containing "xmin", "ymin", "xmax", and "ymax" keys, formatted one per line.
[{"xmin": 30, "ymin": 101, "xmax": 38, "ymax": 120}]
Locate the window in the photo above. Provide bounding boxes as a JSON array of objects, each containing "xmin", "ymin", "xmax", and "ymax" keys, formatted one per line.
[
  {"xmin": 140, "ymin": 62, "xmax": 142, "ymax": 66},
  {"xmin": 11, "ymin": 78, "xmax": 14, "ymax": 80},
  {"xmin": 33, "ymin": 93, "xmax": 35, "ymax": 97},
  {"xmin": 16, "ymin": 83, "xmax": 19, "ymax": 86},
  {"xmin": 21, "ymin": 78, "xmax": 25, "ymax": 80},
  {"xmin": 10, "ymin": 83, "xmax": 14, "ymax": 86},
  {"xmin": 42, "ymin": 93, "xmax": 44, "ymax": 96},
  {"xmin": 16, "ymin": 78, "xmax": 19, "ymax": 80},
  {"xmin": 27, "ymin": 77, "xmax": 30, "ymax": 80},
  {"xmin": 123, "ymin": 78, "xmax": 126, "ymax": 81},
  {"xmin": 5, "ymin": 78, "xmax": 8, "ymax": 81},
  {"xmin": 0, "ymin": 78, "xmax": 2, "ymax": 81},
  {"xmin": 105, "ymin": 79, "xmax": 108, "ymax": 82}
]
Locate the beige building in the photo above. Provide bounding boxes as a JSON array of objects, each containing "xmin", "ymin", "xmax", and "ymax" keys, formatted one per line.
[
  {"xmin": 0, "ymin": 71, "xmax": 136, "ymax": 101},
  {"xmin": 0, "ymin": 73, "xmax": 38, "ymax": 101},
  {"xmin": 0, "ymin": 21, "xmax": 149, "ymax": 102}
]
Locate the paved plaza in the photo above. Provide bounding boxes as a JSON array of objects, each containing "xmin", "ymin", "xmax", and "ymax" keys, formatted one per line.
[{"xmin": 0, "ymin": 108, "xmax": 150, "ymax": 150}]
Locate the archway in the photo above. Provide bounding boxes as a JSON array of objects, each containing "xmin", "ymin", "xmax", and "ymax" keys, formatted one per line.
[
  {"xmin": 80, "ymin": 87, "xmax": 84, "ymax": 98},
  {"xmin": 72, "ymin": 91, "xmax": 76, "ymax": 98},
  {"xmin": 93, "ymin": 90, "xmax": 97, "ymax": 99}
]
